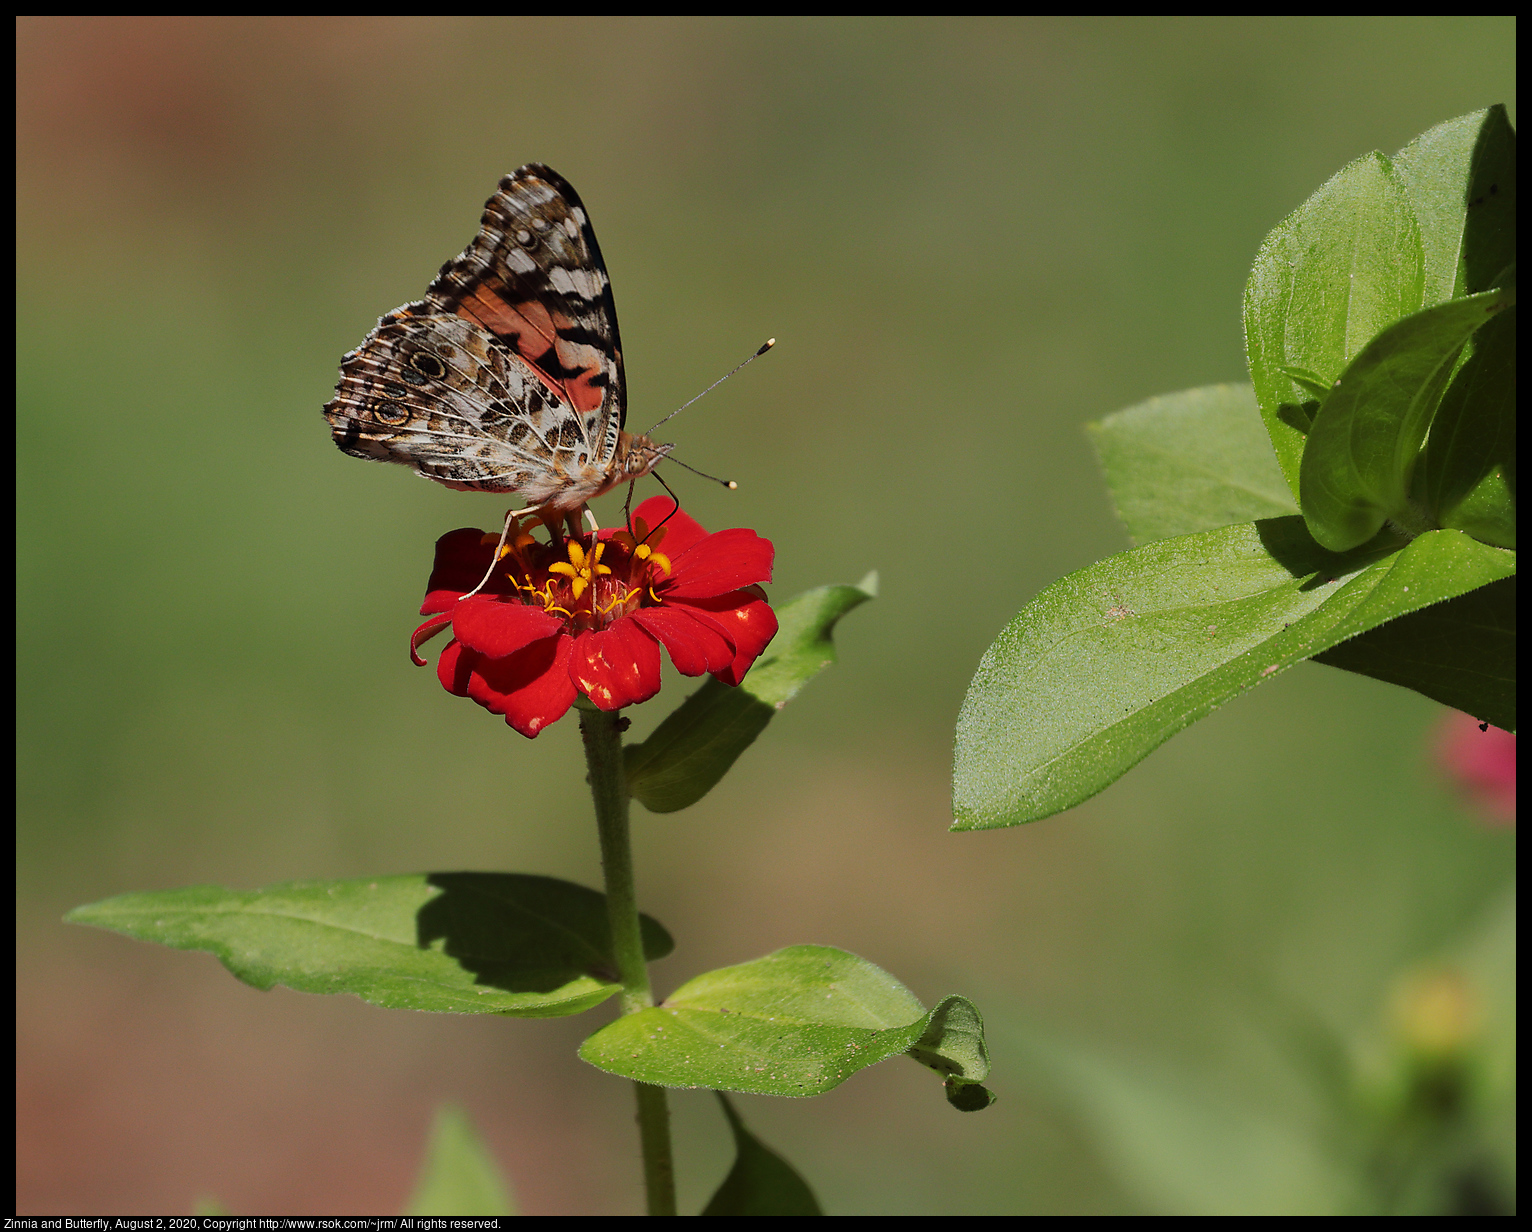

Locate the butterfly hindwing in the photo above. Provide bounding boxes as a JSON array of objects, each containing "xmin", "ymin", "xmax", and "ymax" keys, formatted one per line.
[{"xmin": 327, "ymin": 310, "xmax": 582, "ymax": 497}]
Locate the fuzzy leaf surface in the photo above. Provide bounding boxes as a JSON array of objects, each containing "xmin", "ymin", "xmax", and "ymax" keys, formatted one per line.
[
  {"xmin": 1244, "ymin": 150, "xmax": 1425, "ymax": 499},
  {"xmin": 908, "ymin": 994, "xmax": 998, "ymax": 1110},
  {"xmin": 1390, "ymin": 105, "xmax": 1516, "ymax": 304},
  {"xmin": 953, "ymin": 521, "xmax": 1515, "ymax": 828},
  {"xmin": 1088, "ymin": 384, "xmax": 1297, "ymax": 546},
  {"xmin": 66, "ymin": 872, "xmax": 673, "ymax": 1017},
  {"xmin": 580, "ymin": 945, "xmax": 991, "ymax": 1107}
]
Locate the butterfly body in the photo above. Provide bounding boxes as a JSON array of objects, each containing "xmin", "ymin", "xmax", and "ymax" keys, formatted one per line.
[{"xmin": 324, "ymin": 165, "xmax": 665, "ymax": 515}]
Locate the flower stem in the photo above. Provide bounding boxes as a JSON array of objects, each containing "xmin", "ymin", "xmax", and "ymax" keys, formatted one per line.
[{"xmin": 577, "ymin": 699, "xmax": 676, "ymax": 1217}]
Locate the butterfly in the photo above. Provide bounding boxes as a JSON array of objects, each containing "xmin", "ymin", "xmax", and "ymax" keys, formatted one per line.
[{"xmin": 323, "ymin": 165, "xmax": 669, "ymax": 531}]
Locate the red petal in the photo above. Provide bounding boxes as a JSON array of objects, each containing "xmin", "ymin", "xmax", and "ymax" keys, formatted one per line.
[
  {"xmin": 452, "ymin": 595, "xmax": 563, "ymax": 659},
  {"xmin": 498, "ymin": 635, "xmax": 579, "ymax": 737},
  {"xmin": 630, "ymin": 496, "xmax": 709, "ymax": 556},
  {"xmin": 436, "ymin": 639, "xmax": 473, "ymax": 697},
  {"xmin": 445, "ymin": 633, "xmax": 577, "ymax": 737},
  {"xmin": 411, "ymin": 613, "xmax": 456, "ymax": 666},
  {"xmin": 421, "ymin": 528, "xmax": 499, "ymax": 614},
  {"xmin": 661, "ymin": 528, "xmax": 775, "ymax": 599},
  {"xmin": 678, "ymin": 588, "xmax": 777, "ymax": 686},
  {"xmin": 629, "ymin": 605, "xmax": 734, "ymax": 676},
  {"xmin": 567, "ymin": 620, "xmax": 663, "ymax": 710}
]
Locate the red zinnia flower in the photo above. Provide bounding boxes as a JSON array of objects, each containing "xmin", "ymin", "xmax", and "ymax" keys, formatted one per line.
[{"xmin": 411, "ymin": 497, "xmax": 777, "ymax": 737}]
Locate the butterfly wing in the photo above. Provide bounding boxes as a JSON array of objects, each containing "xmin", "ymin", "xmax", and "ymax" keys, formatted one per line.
[{"xmin": 323, "ymin": 165, "xmax": 627, "ymax": 508}]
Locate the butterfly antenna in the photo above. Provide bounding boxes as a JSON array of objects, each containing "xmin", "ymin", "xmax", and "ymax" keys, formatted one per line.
[
  {"xmin": 643, "ymin": 338, "xmax": 775, "ymax": 436},
  {"xmin": 666, "ymin": 457, "xmax": 737, "ymax": 490}
]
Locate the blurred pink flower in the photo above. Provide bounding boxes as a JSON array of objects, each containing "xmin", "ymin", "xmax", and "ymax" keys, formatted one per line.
[{"xmin": 1434, "ymin": 711, "xmax": 1515, "ymax": 826}]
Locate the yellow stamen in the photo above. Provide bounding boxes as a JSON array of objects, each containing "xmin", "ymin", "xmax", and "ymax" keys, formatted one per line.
[
  {"xmin": 612, "ymin": 517, "xmax": 669, "ymax": 564},
  {"xmin": 480, "ymin": 514, "xmax": 539, "ymax": 564},
  {"xmin": 595, "ymin": 585, "xmax": 645, "ymax": 619},
  {"xmin": 549, "ymin": 539, "xmax": 610, "ymax": 601}
]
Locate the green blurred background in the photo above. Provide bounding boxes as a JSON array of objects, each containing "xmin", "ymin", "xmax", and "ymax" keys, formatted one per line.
[{"xmin": 17, "ymin": 16, "xmax": 1515, "ymax": 1215}]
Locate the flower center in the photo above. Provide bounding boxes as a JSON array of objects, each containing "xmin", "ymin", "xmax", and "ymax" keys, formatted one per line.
[
  {"xmin": 548, "ymin": 538, "xmax": 609, "ymax": 602},
  {"xmin": 476, "ymin": 519, "xmax": 675, "ymax": 633}
]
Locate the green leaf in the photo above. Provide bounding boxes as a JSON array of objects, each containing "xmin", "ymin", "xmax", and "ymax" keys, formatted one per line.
[
  {"xmin": 1391, "ymin": 105, "xmax": 1517, "ymax": 303},
  {"xmin": 1298, "ymin": 286, "xmax": 1514, "ymax": 552},
  {"xmin": 624, "ymin": 576, "xmax": 875, "ymax": 813},
  {"xmin": 1087, "ymin": 384, "xmax": 1297, "ymax": 546},
  {"xmin": 1244, "ymin": 150, "xmax": 1426, "ymax": 500},
  {"xmin": 1277, "ymin": 366, "xmax": 1335, "ymax": 402},
  {"xmin": 65, "ymin": 872, "xmax": 674, "ymax": 1017},
  {"xmin": 580, "ymin": 945, "xmax": 921, "ymax": 1095},
  {"xmin": 579, "ymin": 945, "xmax": 991, "ymax": 1107},
  {"xmin": 701, "ymin": 1093, "xmax": 824, "ymax": 1215},
  {"xmin": 908, "ymin": 994, "xmax": 998, "ymax": 1111},
  {"xmin": 1313, "ymin": 577, "xmax": 1515, "ymax": 732},
  {"xmin": 405, "ymin": 1103, "xmax": 518, "ymax": 1216},
  {"xmin": 625, "ymin": 678, "xmax": 775, "ymax": 812},
  {"xmin": 1416, "ymin": 307, "xmax": 1516, "ymax": 549},
  {"xmin": 952, "ymin": 520, "xmax": 1515, "ymax": 828}
]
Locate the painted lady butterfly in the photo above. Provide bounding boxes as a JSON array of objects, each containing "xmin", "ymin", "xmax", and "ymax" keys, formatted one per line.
[{"xmin": 324, "ymin": 165, "xmax": 668, "ymax": 527}]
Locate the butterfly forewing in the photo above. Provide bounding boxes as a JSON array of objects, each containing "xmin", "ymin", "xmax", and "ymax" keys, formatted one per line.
[
  {"xmin": 426, "ymin": 166, "xmax": 626, "ymax": 448},
  {"xmin": 323, "ymin": 164, "xmax": 630, "ymax": 509}
]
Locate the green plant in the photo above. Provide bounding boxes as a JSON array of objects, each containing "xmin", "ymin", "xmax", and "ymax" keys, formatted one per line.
[
  {"xmin": 954, "ymin": 105, "xmax": 1514, "ymax": 831},
  {"xmin": 65, "ymin": 106, "xmax": 1513, "ymax": 1217},
  {"xmin": 69, "ymin": 505, "xmax": 993, "ymax": 1217},
  {"xmin": 953, "ymin": 106, "xmax": 1515, "ymax": 1216}
]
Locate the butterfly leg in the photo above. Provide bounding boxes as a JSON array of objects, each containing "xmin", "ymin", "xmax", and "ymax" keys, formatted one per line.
[
  {"xmin": 622, "ymin": 479, "xmax": 637, "ymax": 530},
  {"xmin": 459, "ymin": 506, "xmax": 543, "ymax": 601},
  {"xmin": 558, "ymin": 506, "xmax": 601, "ymax": 557}
]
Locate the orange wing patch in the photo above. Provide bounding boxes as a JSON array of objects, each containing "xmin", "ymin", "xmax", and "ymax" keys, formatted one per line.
[
  {"xmin": 325, "ymin": 164, "xmax": 633, "ymax": 504},
  {"xmin": 454, "ymin": 288, "xmax": 605, "ymax": 414}
]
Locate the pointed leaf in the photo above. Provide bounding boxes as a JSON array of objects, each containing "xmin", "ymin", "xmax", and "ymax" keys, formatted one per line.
[
  {"xmin": 953, "ymin": 520, "xmax": 1514, "ymax": 828},
  {"xmin": 405, "ymin": 1103, "xmax": 517, "ymax": 1216},
  {"xmin": 1391, "ymin": 105, "xmax": 1516, "ymax": 304},
  {"xmin": 580, "ymin": 945, "xmax": 991, "ymax": 1110},
  {"xmin": 701, "ymin": 1093, "xmax": 823, "ymax": 1215},
  {"xmin": 1087, "ymin": 384, "xmax": 1296, "ymax": 546},
  {"xmin": 580, "ymin": 945, "xmax": 921, "ymax": 1095},
  {"xmin": 624, "ymin": 678, "xmax": 774, "ymax": 813},
  {"xmin": 1298, "ymin": 286, "xmax": 1513, "ymax": 551},
  {"xmin": 1244, "ymin": 150, "xmax": 1425, "ymax": 499},
  {"xmin": 65, "ymin": 872, "xmax": 673, "ymax": 1017},
  {"xmin": 625, "ymin": 576, "xmax": 875, "ymax": 813}
]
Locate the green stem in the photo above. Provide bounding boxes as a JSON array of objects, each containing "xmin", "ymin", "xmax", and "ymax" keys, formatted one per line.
[{"xmin": 577, "ymin": 699, "xmax": 676, "ymax": 1217}]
